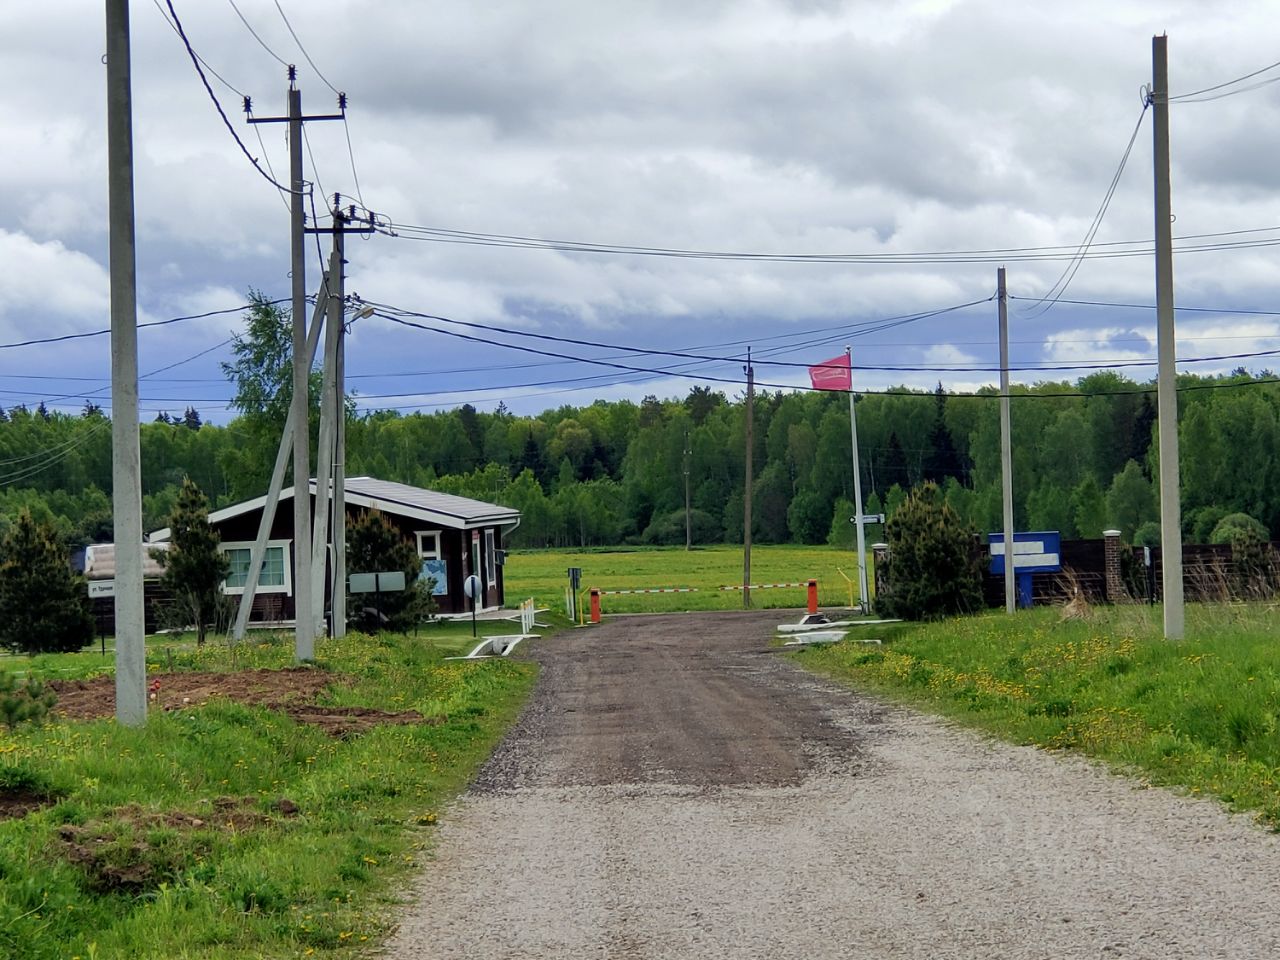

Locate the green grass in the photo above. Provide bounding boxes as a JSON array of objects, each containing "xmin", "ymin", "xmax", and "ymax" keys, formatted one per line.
[
  {"xmin": 505, "ymin": 544, "xmax": 870, "ymax": 614},
  {"xmin": 794, "ymin": 602, "xmax": 1280, "ymax": 827},
  {"xmin": 0, "ymin": 622, "xmax": 537, "ymax": 959}
]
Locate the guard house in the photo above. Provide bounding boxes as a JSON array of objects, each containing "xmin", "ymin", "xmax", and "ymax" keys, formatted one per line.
[{"xmin": 149, "ymin": 477, "xmax": 521, "ymax": 623}]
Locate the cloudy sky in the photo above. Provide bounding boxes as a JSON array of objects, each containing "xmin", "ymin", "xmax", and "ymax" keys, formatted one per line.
[{"xmin": 3, "ymin": 0, "xmax": 1280, "ymax": 420}]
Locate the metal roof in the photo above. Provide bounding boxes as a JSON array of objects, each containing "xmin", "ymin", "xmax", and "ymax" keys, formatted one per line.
[
  {"xmin": 332, "ymin": 477, "xmax": 520, "ymax": 528},
  {"xmin": 150, "ymin": 476, "xmax": 520, "ymax": 541}
]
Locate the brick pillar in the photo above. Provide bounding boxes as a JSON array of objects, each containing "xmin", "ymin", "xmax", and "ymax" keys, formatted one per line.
[{"xmin": 1103, "ymin": 529, "xmax": 1125, "ymax": 602}]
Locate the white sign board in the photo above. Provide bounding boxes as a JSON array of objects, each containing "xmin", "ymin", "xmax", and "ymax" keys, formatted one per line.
[{"xmin": 88, "ymin": 580, "xmax": 115, "ymax": 599}]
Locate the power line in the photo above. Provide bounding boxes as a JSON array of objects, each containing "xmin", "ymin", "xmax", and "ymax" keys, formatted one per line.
[
  {"xmin": 1018, "ymin": 104, "xmax": 1148, "ymax": 319},
  {"xmin": 1170, "ymin": 57, "xmax": 1280, "ymax": 102},
  {"xmin": 151, "ymin": 0, "xmax": 245, "ymax": 97},
  {"xmin": 164, "ymin": 0, "xmax": 298, "ymax": 197},
  {"xmin": 272, "ymin": 0, "xmax": 340, "ymax": 95},
  {"xmin": 0, "ymin": 299, "xmax": 287, "ymax": 351},
  {"xmin": 225, "ymin": 0, "xmax": 290, "ymax": 68}
]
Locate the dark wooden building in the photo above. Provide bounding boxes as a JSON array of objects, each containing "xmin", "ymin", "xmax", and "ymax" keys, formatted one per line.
[{"xmin": 149, "ymin": 477, "xmax": 520, "ymax": 623}]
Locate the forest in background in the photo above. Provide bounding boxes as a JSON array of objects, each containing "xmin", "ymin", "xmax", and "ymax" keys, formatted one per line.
[{"xmin": 2, "ymin": 360, "xmax": 1278, "ymax": 554}]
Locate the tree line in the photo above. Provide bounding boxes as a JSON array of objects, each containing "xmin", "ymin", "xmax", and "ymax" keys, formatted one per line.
[{"xmin": 3, "ymin": 298, "xmax": 1278, "ymax": 552}]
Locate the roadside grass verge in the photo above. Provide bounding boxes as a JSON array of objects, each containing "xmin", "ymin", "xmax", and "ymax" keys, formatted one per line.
[
  {"xmin": 506, "ymin": 544, "xmax": 869, "ymax": 614},
  {"xmin": 794, "ymin": 602, "xmax": 1280, "ymax": 827},
  {"xmin": 0, "ymin": 622, "xmax": 537, "ymax": 959}
]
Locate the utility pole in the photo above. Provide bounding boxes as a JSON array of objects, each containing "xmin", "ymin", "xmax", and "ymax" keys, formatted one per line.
[
  {"xmin": 683, "ymin": 428, "xmax": 691, "ymax": 551},
  {"xmin": 105, "ymin": 0, "xmax": 145, "ymax": 726},
  {"xmin": 743, "ymin": 349, "xmax": 754, "ymax": 608},
  {"xmin": 230, "ymin": 280, "xmax": 330, "ymax": 642},
  {"xmin": 333, "ymin": 293, "xmax": 349, "ymax": 638},
  {"xmin": 845, "ymin": 346, "xmax": 869, "ymax": 612},
  {"xmin": 998, "ymin": 267, "xmax": 1015, "ymax": 614},
  {"xmin": 311, "ymin": 208, "xmax": 345, "ymax": 631},
  {"xmin": 247, "ymin": 76, "xmax": 344, "ymax": 658},
  {"xmin": 287, "ymin": 84, "xmax": 313, "ymax": 657},
  {"xmin": 1152, "ymin": 34, "xmax": 1184, "ymax": 639}
]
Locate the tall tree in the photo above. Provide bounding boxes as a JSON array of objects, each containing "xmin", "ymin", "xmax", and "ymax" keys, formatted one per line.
[
  {"xmin": 0, "ymin": 510, "xmax": 93, "ymax": 654},
  {"xmin": 155, "ymin": 478, "xmax": 229, "ymax": 647}
]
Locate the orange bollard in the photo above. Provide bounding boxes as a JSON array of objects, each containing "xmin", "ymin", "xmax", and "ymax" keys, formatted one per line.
[
  {"xmin": 807, "ymin": 578, "xmax": 819, "ymax": 615},
  {"xmin": 589, "ymin": 588, "xmax": 602, "ymax": 624}
]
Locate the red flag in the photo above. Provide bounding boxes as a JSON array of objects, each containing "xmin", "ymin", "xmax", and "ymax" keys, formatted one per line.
[{"xmin": 808, "ymin": 352, "xmax": 852, "ymax": 391}]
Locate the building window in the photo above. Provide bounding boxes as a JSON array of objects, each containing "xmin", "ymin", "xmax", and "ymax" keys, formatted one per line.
[
  {"xmin": 415, "ymin": 531, "xmax": 441, "ymax": 559},
  {"xmin": 484, "ymin": 529, "xmax": 496, "ymax": 588},
  {"xmin": 415, "ymin": 531, "xmax": 447, "ymax": 596},
  {"xmin": 221, "ymin": 542, "xmax": 290, "ymax": 594}
]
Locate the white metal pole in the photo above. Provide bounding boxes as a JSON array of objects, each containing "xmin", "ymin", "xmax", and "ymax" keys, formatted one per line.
[
  {"xmin": 310, "ymin": 220, "xmax": 343, "ymax": 633},
  {"xmin": 333, "ymin": 309, "xmax": 347, "ymax": 638},
  {"xmin": 106, "ymin": 0, "xmax": 145, "ymax": 726},
  {"xmin": 1152, "ymin": 35, "xmax": 1184, "ymax": 639},
  {"xmin": 846, "ymin": 346, "xmax": 868, "ymax": 612},
  {"xmin": 998, "ymin": 267, "xmax": 1016, "ymax": 613}
]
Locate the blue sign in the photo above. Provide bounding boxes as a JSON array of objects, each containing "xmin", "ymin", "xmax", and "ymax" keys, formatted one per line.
[
  {"xmin": 987, "ymin": 531, "xmax": 1062, "ymax": 575},
  {"xmin": 988, "ymin": 532, "xmax": 1061, "ymax": 609},
  {"xmin": 420, "ymin": 558, "xmax": 448, "ymax": 596}
]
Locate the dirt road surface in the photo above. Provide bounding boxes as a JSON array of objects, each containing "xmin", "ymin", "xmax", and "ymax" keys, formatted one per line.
[{"xmin": 386, "ymin": 611, "xmax": 1280, "ymax": 959}]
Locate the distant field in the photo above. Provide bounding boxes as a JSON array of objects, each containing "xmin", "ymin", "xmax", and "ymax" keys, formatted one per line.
[{"xmin": 503, "ymin": 544, "xmax": 872, "ymax": 615}]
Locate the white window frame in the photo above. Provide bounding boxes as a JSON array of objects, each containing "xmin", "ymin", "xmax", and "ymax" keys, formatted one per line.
[
  {"xmin": 484, "ymin": 529, "xmax": 496, "ymax": 588},
  {"xmin": 415, "ymin": 531, "xmax": 441, "ymax": 559},
  {"xmin": 219, "ymin": 540, "xmax": 293, "ymax": 595}
]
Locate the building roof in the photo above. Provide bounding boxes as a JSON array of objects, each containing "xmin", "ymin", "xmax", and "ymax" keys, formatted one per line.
[{"xmin": 149, "ymin": 477, "xmax": 520, "ymax": 541}]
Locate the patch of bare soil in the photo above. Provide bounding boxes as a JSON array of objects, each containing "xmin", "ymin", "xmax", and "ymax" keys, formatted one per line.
[
  {"xmin": 58, "ymin": 796, "xmax": 299, "ymax": 892},
  {"xmin": 0, "ymin": 787, "xmax": 54, "ymax": 821},
  {"xmin": 47, "ymin": 668, "xmax": 425, "ymax": 736}
]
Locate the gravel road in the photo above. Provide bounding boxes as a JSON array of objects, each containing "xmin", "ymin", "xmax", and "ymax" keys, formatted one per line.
[{"xmin": 386, "ymin": 610, "xmax": 1280, "ymax": 959}]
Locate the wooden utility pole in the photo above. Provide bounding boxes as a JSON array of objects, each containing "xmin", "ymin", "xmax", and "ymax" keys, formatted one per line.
[
  {"xmin": 105, "ymin": 0, "xmax": 145, "ymax": 726},
  {"xmin": 998, "ymin": 267, "xmax": 1015, "ymax": 614},
  {"xmin": 1152, "ymin": 34, "xmax": 1185, "ymax": 639},
  {"xmin": 743, "ymin": 349, "xmax": 754, "ymax": 608}
]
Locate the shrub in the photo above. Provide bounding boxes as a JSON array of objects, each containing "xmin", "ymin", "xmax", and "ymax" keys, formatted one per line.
[
  {"xmin": 876, "ymin": 482, "xmax": 983, "ymax": 620},
  {"xmin": 1209, "ymin": 512, "xmax": 1269, "ymax": 546},
  {"xmin": 346, "ymin": 510, "xmax": 436, "ymax": 630},
  {"xmin": 1134, "ymin": 521, "xmax": 1162, "ymax": 548},
  {"xmin": 0, "ymin": 675, "xmax": 57, "ymax": 730},
  {"xmin": 0, "ymin": 510, "xmax": 94, "ymax": 654},
  {"xmin": 641, "ymin": 508, "xmax": 720, "ymax": 546}
]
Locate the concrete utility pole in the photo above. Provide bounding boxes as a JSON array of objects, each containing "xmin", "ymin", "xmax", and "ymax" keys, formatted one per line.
[
  {"xmin": 287, "ymin": 86, "xmax": 314, "ymax": 658},
  {"xmin": 106, "ymin": 0, "xmax": 145, "ymax": 727},
  {"xmin": 1152, "ymin": 34, "xmax": 1185, "ymax": 639},
  {"xmin": 247, "ymin": 78, "xmax": 344, "ymax": 657},
  {"xmin": 333, "ymin": 297, "xmax": 348, "ymax": 638},
  {"xmin": 998, "ymin": 267, "xmax": 1016, "ymax": 614},
  {"xmin": 743, "ymin": 349, "xmax": 754, "ymax": 608},
  {"xmin": 230, "ymin": 280, "xmax": 329, "ymax": 642},
  {"xmin": 684, "ymin": 428, "xmax": 691, "ymax": 551},
  {"xmin": 311, "ymin": 209, "xmax": 346, "ymax": 631}
]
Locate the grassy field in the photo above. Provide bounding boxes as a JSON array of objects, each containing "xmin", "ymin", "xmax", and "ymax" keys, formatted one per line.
[
  {"xmin": 504, "ymin": 544, "xmax": 871, "ymax": 615},
  {"xmin": 0, "ymin": 622, "xmax": 537, "ymax": 960},
  {"xmin": 795, "ymin": 602, "xmax": 1280, "ymax": 828}
]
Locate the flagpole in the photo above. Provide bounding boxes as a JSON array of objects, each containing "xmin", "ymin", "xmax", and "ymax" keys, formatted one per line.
[{"xmin": 846, "ymin": 346, "xmax": 869, "ymax": 612}]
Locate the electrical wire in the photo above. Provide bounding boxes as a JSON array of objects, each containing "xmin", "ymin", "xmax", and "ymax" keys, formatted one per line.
[
  {"xmin": 0, "ymin": 299, "xmax": 288, "ymax": 352},
  {"xmin": 272, "ymin": 0, "xmax": 340, "ymax": 95},
  {"xmin": 164, "ymin": 0, "xmax": 298, "ymax": 197},
  {"xmin": 225, "ymin": 0, "xmax": 290, "ymax": 68},
  {"xmin": 1018, "ymin": 104, "xmax": 1148, "ymax": 319},
  {"xmin": 152, "ymin": 0, "xmax": 245, "ymax": 98},
  {"xmin": 1170, "ymin": 58, "xmax": 1280, "ymax": 102}
]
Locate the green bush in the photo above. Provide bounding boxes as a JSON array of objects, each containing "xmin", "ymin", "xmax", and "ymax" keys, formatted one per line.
[
  {"xmin": 1209, "ymin": 512, "xmax": 1269, "ymax": 545},
  {"xmin": 0, "ymin": 510, "xmax": 93, "ymax": 654},
  {"xmin": 0, "ymin": 674, "xmax": 56, "ymax": 730},
  {"xmin": 877, "ymin": 482, "xmax": 983, "ymax": 620}
]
